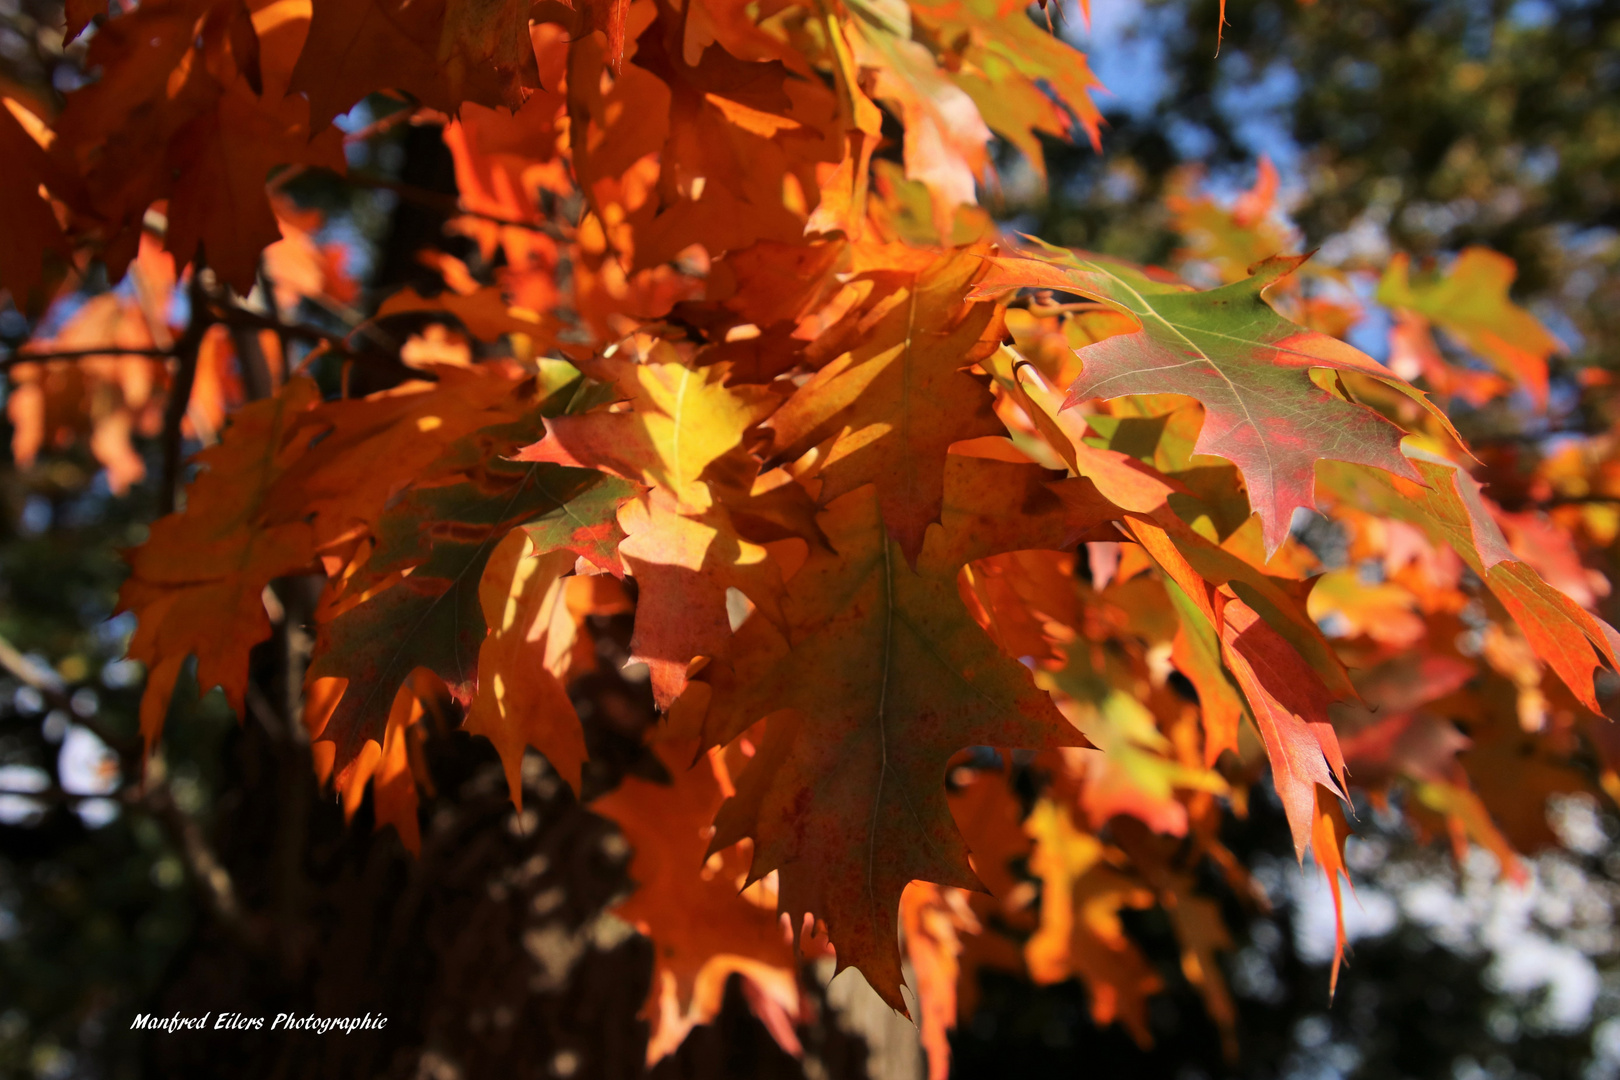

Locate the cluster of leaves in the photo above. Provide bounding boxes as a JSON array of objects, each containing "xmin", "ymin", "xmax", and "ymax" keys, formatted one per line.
[{"xmin": 4, "ymin": 0, "xmax": 1620, "ymax": 1075}]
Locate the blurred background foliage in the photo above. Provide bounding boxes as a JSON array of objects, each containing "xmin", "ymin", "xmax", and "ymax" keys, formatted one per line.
[{"xmin": 4, "ymin": 0, "xmax": 1620, "ymax": 1077}]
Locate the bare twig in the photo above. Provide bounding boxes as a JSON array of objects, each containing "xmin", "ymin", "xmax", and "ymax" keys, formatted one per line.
[
  {"xmin": 212, "ymin": 301, "xmax": 351, "ymax": 349},
  {"xmin": 0, "ymin": 629, "xmax": 140, "ymax": 760},
  {"xmin": 341, "ymin": 106, "xmax": 420, "ymax": 147},
  {"xmin": 140, "ymin": 779, "xmax": 267, "ymax": 952},
  {"xmin": 0, "ymin": 628, "xmax": 259, "ymax": 945},
  {"xmin": 159, "ymin": 271, "xmax": 217, "ymax": 516},
  {"xmin": 0, "ymin": 785, "xmax": 107, "ymax": 805},
  {"xmin": 339, "ymin": 168, "xmax": 566, "ymax": 238},
  {"xmin": 1, "ymin": 346, "xmax": 173, "ymax": 370}
]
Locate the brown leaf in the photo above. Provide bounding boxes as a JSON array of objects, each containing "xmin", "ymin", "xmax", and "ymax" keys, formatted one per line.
[{"xmin": 767, "ymin": 248, "xmax": 1006, "ymax": 564}]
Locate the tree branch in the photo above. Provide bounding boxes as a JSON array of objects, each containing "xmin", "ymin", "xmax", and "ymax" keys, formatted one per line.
[
  {"xmin": 340, "ymin": 168, "xmax": 567, "ymax": 238},
  {"xmin": 0, "ymin": 630, "xmax": 141, "ymax": 761},
  {"xmin": 0, "ymin": 785, "xmax": 110, "ymax": 805},
  {"xmin": 1, "ymin": 346, "xmax": 174, "ymax": 370},
  {"xmin": 211, "ymin": 301, "xmax": 351, "ymax": 349},
  {"xmin": 159, "ymin": 272, "xmax": 216, "ymax": 516},
  {"xmin": 139, "ymin": 778, "xmax": 267, "ymax": 953}
]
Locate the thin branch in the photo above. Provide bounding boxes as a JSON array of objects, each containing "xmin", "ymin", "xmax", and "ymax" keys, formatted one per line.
[
  {"xmin": 212, "ymin": 301, "xmax": 351, "ymax": 349},
  {"xmin": 0, "ymin": 785, "xmax": 109, "ymax": 805},
  {"xmin": 340, "ymin": 168, "xmax": 566, "ymax": 238},
  {"xmin": 140, "ymin": 779, "xmax": 267, "ymax": 952},
  {"xmin": 1, "ymin": 347, "xmax": 173, "ymax": 370},
  {"xmin": 0, "ymin": 629, "xmax": 140, "ymax": 760},
  {"xmin": 159, "ymin": 271, "xmax": 215, "ymax": 516},
  {"xmin": 341, "ymin": 106, "xmax": 420, "ymax": 147},
  {"xmin": 0, "ymin": 637, "xmax": 255, "ymax": 944}
]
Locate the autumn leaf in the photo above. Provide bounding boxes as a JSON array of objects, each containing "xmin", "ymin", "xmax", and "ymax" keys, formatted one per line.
[
  {"xmin": 435, "ymin": 0, "xmax": 541, "ymax": 106},
  {"xmin": 975, "ymin": 241, "xmax": 1447, "ymax": 555},
  {"xmin": 930, "ymin": 451, "xmax": 1122, "ymax": 567},
  {"xmin": 1319, "ymin": 451, "xmax": 1620, "ymax": 715},
  {"xmin": 843, "ymin": 0, "xmax": 991, "ymax": 236},
  {"xmin": 1310, "ymin": 787, "xmax": 1353, "ymax": 997},
  {"xmin": 573, "ymin": 0, "xmax": 631, "ymax": 73},
  {"xmin": 1039, "ymin": 685, "xmax": 1229, "ymax": 839},
  {"xmin": 0, "ymin": 99, "xmax": 73, "ymax": 310},
  {"xmin": 291, "ymin": 0, "xmax": 536, "ymax": 130},
  {"xmin": 616, "ymin": 489, "xmax": 787, "ymax": 709},
  {"xmin": 900, "ymin": 881, "xmax": 979, "ymax": 1080},
  {"xmin": 520, "ymin": 473, "xmax": 640, "ymax": 576},
  {"xmin": 1216, "ymin": 595, "xmax": 1348, "ymax": 862},
  {"xmin": 591, "ymin": 740, "xmax": 801, "ymax": 1064},
  {"xmin": 1108, "ymin": 815, "xmax": 1240, "ymax": 1059},
  {"xmin": 9, "ymin": 289, "xmax": 168, "ymax": 493},
  {"xmin": 1123, "ymin": 513, "xmax": 1357, "ymax": 701},
  {"xmin": 1167, "ymin": 156, "xmax": 1296, "ymax": 284},
  {"xmin": 1165, "ymin": 578, "xmax": 1246, "ymax": 767},
  {"xmin": 697, "ymin": 482, "xmax": 1085, "ymax": 1008},
  {"xmin": 1378, "ymin": 248, "xmax": 1563, "ymax": 409},
  {"xmin": 375, "ymin": 286, "xmax": 560, "ymax": 352},
  {"xmin": 1333, "ymin": 653, "xmax": 1475, "ymax": 787},
  {"xmin": 1024, "ymin": 797, "xmax": 1160, "ymax": 1045},
  {"xmin": 32, "ymin": 0, "xmax": 1619, "ymax": 1032},
  {"xmin": 308, "ymin": 416, "xmax": 618, "ymax": 770},
  {"xmin": 517, "ymin": 349, "xmax": 778, "ymax": 511},
  {"xmin": 578, "ymin": 2, "xmax": 839, "ymax": 271},
  {"xmin": 766, "ymin": 248, "xmax": 1005, "ymax": 563},
  {"xmin": 463, "ymin": 531, "xmax": 590, "ymax": 804},
  {"xmin": 266, "ymin": 365, "xmax": 534, "ymax": 552},
  {"xmin": 331, "ymin": 675, "xmax": 430, "ymax": 854},
  {"xmin": 54, "ymin": 0, "xmax": 345, "ymax": 291},
  {"xmin": 119, "ymin": 379, "xmax": 323, "ymax": 750},
  {"xmin": 908, "ymin": 0, "xmax": 1104, "ymax": 174}
]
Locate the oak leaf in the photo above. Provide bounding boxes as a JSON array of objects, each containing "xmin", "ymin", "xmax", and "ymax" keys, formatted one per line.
[
  {"xmin": 308, "ymin": 416, "xmax": 617, "ymax": 769},
  {"xmin": 330, "ymin": 675, "xmax": 432, "ymax": 855},
  {"xmin": 1165, "ymin": 577, "xmax": 1246, "ymax": 767},
  {"xmin": 0, "ymin": 100, "xmax": 72, "ymax": 310},
  {"xmin": 463, "ymin": 531, "xmax": 591, "ymax": 803},
  {"xmin": 976, "ymin": 243, "xmax": 1447, "ymax": 555},
  {"xmin": 697, "ymin": 480, "xmax": 1087, "ymax": 1008},
  {"xmin": 900, "ymin": 881, "xmax": 978, "ymax": 1080},
  {"xmin": 9, "ymin": 291, "xmax": 168, "ymax": 493},
  {"xmin": 1023, "ymin": 797, "xmax": 1160, "ymax": 1045},
  {"xmin": 1378, "ymin": 248, "xmax": 1563, "ymax": 409},
  {"xmin": 53, "ymin": 0, "xmax": 345, "ymax": 291},
  {"xmin": 290, "ymin": 0, "xmax": 536, "ymax": 130},
  {"xmin": 266, "ymin": 365, "xmax": 534, "ymax": 553},
  {"xmin": 1216, "ymin": 595, "xmax": 1347, "ymax": 861},
  {"xmin": 908, "ymin": 0, "xmax": 1104, "ymax": 174},
  {"xmin": 119, "ymin": 378, "xmax": 323, "ymax": 750},
  {"xmin": 591, "ymin": 741, "xmax": 801, "ymax": 1063},
  {"xmin": 766, "ymin": 248, "xmax": 1005, "ymax": 563},
  {"xmin": 843, "ymin": 0, "xmax": 990, "ymax": 237},
  {"xmin": 616, "ymin": 490, "xmax": 785, "ymax": 708},
  {"xmin": 1310, "ymin": 787, "xmax": 1353, "ymax": 997},
  {"xmin": 1319, "ymin": 451, "xmax": 1620, "ymax": 715},
  {"xmin": 516, "ymin": 350, "xmax": 778, "ymax": 510}
]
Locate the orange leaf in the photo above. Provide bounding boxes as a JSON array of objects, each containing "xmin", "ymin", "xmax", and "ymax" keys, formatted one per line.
[
  {"xmin": 1217, "ymin": 595, "xmax": 1348, "ymax": 861},
  {"xmin": 698, "ymin": 484, "xmax": 1084, "ymax": 1007},
  {"xmin": 119, "ymin": 379, "xmax": 323, "ymax": 750},
  {"xmin": 591, "ymin": 741, "xmax": 800, "ymax": 1063},
  {"xmin": 1310, "ymin": 786, "xmax": 1353, "ymax": 998},
  {"xmin": 766, "ymin": 248, "xmax": 1005, "ymax": 564},
  {"xmin": 463, "ymin": 532, "xmax": 589, "ymax": 804}
]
